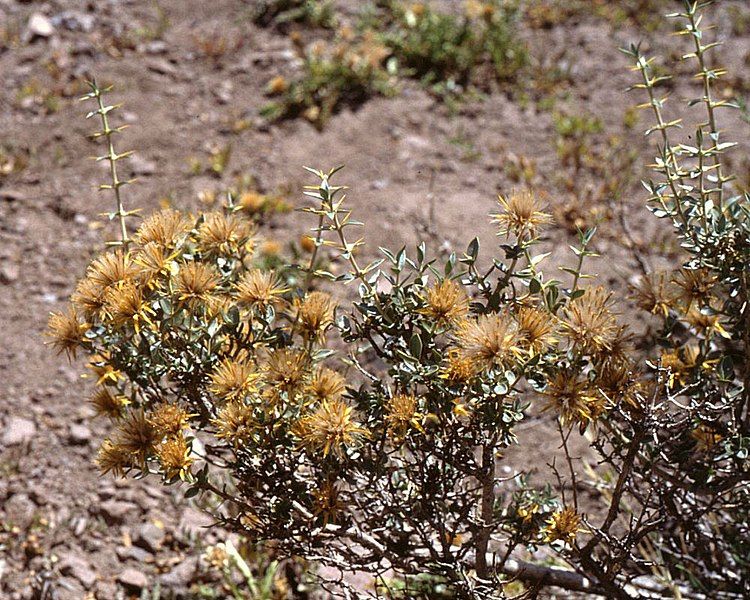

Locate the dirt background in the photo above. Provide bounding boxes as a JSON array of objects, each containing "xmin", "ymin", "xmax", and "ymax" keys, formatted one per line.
[{"xmin": 1, "ymin": 0, "xmax": 749, "ymax": 598}]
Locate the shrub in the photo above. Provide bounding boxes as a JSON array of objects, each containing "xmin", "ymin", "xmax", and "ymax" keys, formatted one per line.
[{"xmin": 49, "ymin": 2, "xmax": 750, "ymax": 598}]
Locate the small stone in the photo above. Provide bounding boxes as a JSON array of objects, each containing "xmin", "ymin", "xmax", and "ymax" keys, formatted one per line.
[
  {"xmin": 146, "ymin": 58, "xmax": 177, "ymax": 76},
  {"xmin": 116, "ymin": 545, "xmax": 152, "ymax": 562},
  {"xmin": 0, "ymin": 263, "xmax": 19, "ymax": 284},
  {"xmin": 68, "ymin": 424, "xmax": 91, "ymax": 445},
  {"xmin": 52, "ymin": 11, "xmax": 95, "ymax": 33},
  {"xmin": 59, "ymin": 555, "xmax": 97, "ymax": 589},
  {"xmin": 159, "ymin": 557, "xmax": 198, "ymax": 588},
  {"xmin": 134, "ymin": 523, "xmax": 165, "ymax": 553},
  {"xmin": 141, "ymin": 40, "xmax": 167, "ymax": 55},
  {"xmin": 117, "ymin": 568, "xmax": 148, "ymax": 591},
  {"xmin": 97, "ymin": 500, "xmax": 137, "ymax": 524},
  {"xmin": 26, "ymin": 13, "xmax": 55, "ymax": 39},
  {"xmin": 2, "ymin": 417, "xmax": 36, "ymax": 446}
]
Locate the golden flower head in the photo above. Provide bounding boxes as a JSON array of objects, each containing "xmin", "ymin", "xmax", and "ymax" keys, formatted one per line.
[
  {"xmin": 595, "ymin": 360, "xmax": 638, "ymax": 408},
  {"xmin": 238, "ymin": 191, "xmax": 267, "ymax": 214},
  {"xmin": 71, "ymin": 277, "xmax": 107, "ymax": 319},
  {"xmin": 47, "ymin": 308, "xmax": 87, "ymax": 359},
  {"xmin": 148, "ymin": 403, "xmax": 192, "ymax": 438},
  {"xmin": 684, "ymin": 307, "xmax": 730, "ymax": 339},
  {"xmin": 293, "ymin": 291, "xmax": 336, "ymax": 342},
  {"xmin": 306, "ymin": 367, "xmax": 346, "ymax": 403},
  {"xmin": 295, "ymin": 398, "xmax": 369, "ymax": 459},
  {"xmin": 384, "ymin": 394, "xmax": 424, "ymax": 439},
  {"xmin": 420, "ymin": 279, "xmax": 470, "ymax": 328},
  {"xmin": 543, "ymin": 507, "xmax": 582, "ymax": 545},
  {"xmin": 515, "ymin": 306, "xmax": 557, "ymax": 354},
  {"xmin": 264, "ymin": 348, "xmax": 310, "ymax": 396},
  {"xmin": 134, "ymin": 209, "xmax": 192, "ymax": 249},
  {"xmin": 442, "ymin": 348, "xmax": 479, "ymax": 383},
  {"xmin": 492, "ymin": 190, "xmax": 552, "ymax": 238},
  {"xmin": 175, "ymin": 261, "xmax": 220, "ymax": 306},
  {"xmin": 234, "ymin": 269, "xmax": 288, "ymax": 312},
  {"xmin": 102, "ymin": 280, "xmax": 155, "ymax": 333},
  {"xmin": 89, "ymin": 387, "xmax": 129, "ymax": 419},
  {"xmin": 195, "ymin": 211, "xmax": 254, "ymax": 257},
  {"xmin": 87, "ymin": 354, "xmax": 124, "ymax": 386},
  {"xmin": 266, "ymin": 75, "xmax": 288, "ymax": 95},
  {"xmin": 672, "ymin": 268, "xmax": 717, "ymax": 309},
  {"xmin": 113, "ymin": 409, "xmax": 158, "ymax": 467},
  {"xmin": 560, "ymin": 286, "xmax": 619, "ymax": 356},
  {"xmin": 86, "ymin": 250, "xmax": 138, "ymax": 291},
  {"xmin": 312, "ymin": 480, "xmax": 345, "ymax": 526},
  {"xmin": 212, "ymin": 400, "xmax": 257, "ymax": 447},
  {"xmin": 210, "ymin": 358, "xmax": 258, "ymax": 403},
  {"xmin": 543, "ymin": 371, "xmax": 602, "ymax": 430},
  {"xmin": 96, "ymin": 438, "xmax": 133, "ymax": 478},
  {"xmin": 631, "ymin": 272, "xmax": 676, "ymax": 317},
  {"xmin": 156, "ymin": 434, "xmax": 193, "ymax": 480},
  {"xmin": 456, "ymin": 313, "xmax": 520, "ymax": 372},
  {"xmin": 134, "ymin": 242, "xmax": 178, "ymax": 289}
]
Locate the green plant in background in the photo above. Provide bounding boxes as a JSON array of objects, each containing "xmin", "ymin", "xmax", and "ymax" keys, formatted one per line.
[
  {"xmin": 251, "ymin": 0, "xmax": 337, "ymax": 29},
  {"xmin": 48, "ymin": 2, "xmax": 750, "ymax": 598}
]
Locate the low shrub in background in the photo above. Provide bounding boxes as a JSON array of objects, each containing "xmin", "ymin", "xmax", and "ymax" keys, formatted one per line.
[{"xmin": 48, "ymin": 2, "xmax": 750, "ymax": 598}]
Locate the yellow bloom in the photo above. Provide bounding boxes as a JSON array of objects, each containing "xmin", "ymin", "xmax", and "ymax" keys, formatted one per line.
[
  {"xmin": 456, "ymin": 313, "xmax": 520, "ymax": 372},
  {"xmin": 264, "ymin": 349, "xmax": 310, "ymax": 396},
  {"xmin": 175, "ymin": 261, "xmax": 220, "ymax": 306},
  {"xmin": 384, "ymin": 394, "xmax": 424, "ymax": 439},
  {"xmin": 234, "ymin": 269, "xmax": 288, "ymax": 311},
  {"xmin": 560, "ymin": 287, "xmax": 619, "ymax": 356},
  {"xmin": 293, "ymin": 291, "xmax": 336, "ymax": 342},
  {"xmin": 543, "ymin": 507, "xmax": 582, "ymax": 544},
  {"xmin": 542, "ymin": 371, "xmax": 602, "ymax": 430},
  {"xmin": 89, "ymin": 387, "xmax": 129, "ymax": 419},
  {"xmin": 148, "ymin": 403, "xmax": 192, "ymax": 438},
  {"xmin": 134, "ymin": 209, "xmax": 192, "ymax": 249},
  {"xmin": 112, "ymin": 409, "xmax": 158, "ymax": 468},
  {"xmin": 515, "ymin": 306, "xmax": 557, "ymax": 354},
  {"xmin": 441, "ymin": 348, "xmax": 478, "ymax": 383},
  {"xmin": 266, "ymin": 75, "xmax": 289, "ymax": 95},
  {"xmin": 295, "ymin": 399, "xmax": 369, "ymax": 459},
  {"xmin": 96, "ymin": 438, "xmax": 133, "ymax": 478},
  {"xmin": 306, "ymin": 367, "xmax": 346, "ymax": 403},
  {"xmin": 134, "ymin": 242, "xmax": 178, "ymax": 289},
  {"xmin": 195, "ymin": 211, "xmax": 254, "ymax": 257},
  {"xmin": 46, "ymin": 308, "xmax": 87, "ymax": 359},
  {"xmin": 631, "ymin": 272, "xmax": 676, "ymax": 317},
  {"xmin": 420, "ymin": 279, "xmax": 469, "ymax": 328},
  {"xmin": 312, "ymin": 480, "xmax": 345, "ymax": 526},
  {"xmin": 156, "ymin": 434, "xmax": 193, "ymax": 480},
  {"xmin": 213, "ymin": 401, "xmax": 257, "ymax": 447},
  {"xmin": 210, "ymin": 358, "xmax": 258, "ymax": 403},
  {"xmin": 102, "ymin": 280, "xmax": 155, "ymax": 333},
  {"xmin": 492, "ymin": 190, "xmax": 552, "ymax": 238}
]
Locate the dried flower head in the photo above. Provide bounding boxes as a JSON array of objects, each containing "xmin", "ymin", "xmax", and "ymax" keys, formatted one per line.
[
  {"xmin": 492, "ymin": 190, "xmax": 552, "ymax": 238},
  {"xmin": 213, "ymin": 401, "xmax": 257, "ymax": 447},
  {"xmin": 296, "ymin": 399, "xmax": 368, "ymax": 459},
  {"xmin": 134, "ymin": 209, "xmax": 192, "ymax": 248},
  {"xmin": 87, "ymin": 354, "xmax": 124, "ymax": 386},
  {"xmin": 267, "ymin": 75, "xmax": 289, "ymax": 95},
  {"xmin": 312, "ymin": 480, "xmax": 345, "ymax": 526},
  {"xmin": 515, "ymin": 306, "xmax": 557, "ymax": 354},
  {"xmin": 560, "ymin": 286, "xmax": 619, "ymax": 356},
  {"xmin": 542, "ymin": 507, "xmax": 582, "ymax": 544},
  {"xmin": 293, "ymin": 291, "xmax": 336, "ymax": 341},
  {"xmin": 684, "ymin": 308, "xmax": 730, "ymax": 339},
  {"xmin": 195, "ymin": 211, "xmax": 254, "ymax": 256},
  {"xmin": 306, "ymin": 367, "xmax": 346, "ymax": 403},
  {"xmin": 102, "ymin": 280, "xmax": 155, "ymax": 333},
  {"xmin": 238, "ymin": 191, "xmax": 267, "ymax": 214},
  {"xmin": 86, "ymin": 250, "xmax": 137, "ymax": 291},
  {"xmin": 89, "ymin": 387, "xmax": 129, "ymax": 419},
  {"xmin": 148, "ymin": 403, "xmax": 192, "ymax": 438},
  {"xmin": 420, "ymin": 279, "xmax": 470, "ymax": 328},
  {"xmin": 134, "ymin": 242, "xmax": 177, "ymax": 289},
  {"xmin": 442, "ymin": 348, "xmax": 478, "ymax": 383},
  {"xmin": 156, "ymin": 434, "xmax": 193, "ymax": 480},
  {"xmin": 672, "ymin": 268, "xmax": 717, "ymax": 309},
  {"xmin": 210, "ymin": 358, "xmax": 258, "ymax": 403},
  {"xmin": 385, "ymin": 394, "xmax": 424, "ymax": 439},
  {"xmin": 71, "ymin": 277, "xmax": 107, "ymax": 319},
  {"xmin": 96, "ymin": 438, "xmax": 133, "ymax": 477},
  {"xmin": 175, "ymin": 261, "xmax": 220, "ymax": 306},
  {"xmin": 113, "ymin": 409, "xmax": 158, "ymax": 467},
  {"xmin": 631, "ymin": 272, "xmax": 676, "ymax": 317},
  {"xmin": 543, "ymin": 371, "xmax": 601, "ymax": 429},
  {"xmin": 234, "ymin": 269, "xmax": 288, "ymax": 311},
  {"xmin": 264, "ymin": 348, "xmax": 310, "ymax": 396},
  {"xmin": 47, "ymin": 308, "xmax": 87, "ymax": 359},
  {"xmin": 456, "ymin": 313, "xmax": 520, "ymax": 371}
]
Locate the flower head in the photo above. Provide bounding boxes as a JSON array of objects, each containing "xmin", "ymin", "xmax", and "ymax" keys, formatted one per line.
[
  {"xmin": 542, "ymin": 507, "xmax": 582, "ymax": 544},
  {"xmin": 420, "ymin": 279, "xmax": 469, "ymax": 328},
  {"xmin": 102, "ymin": 280, "xmax": 155, "ymax": 333},
  {"xmin": 264, "ymin": 349, "xmax": 310, "ymax": 396},
  {"xmin": 293, "ymin": 291, "xmax": 336, "ymax": 342},
  {"xmin": 456, "ymin": 313, "xmax": 520, "ymax": 372},
  {"xmin": 312, "ymin": 480, "xmax": 345, "ymax": 526},
  {"xmin": 213, "ymin": 401, "xmax": 257, "ymax": 447},
  {"xmin": 148, "ymin": 403, "xmax": 192, "ymax": 439},
  {"xmin": 542, "ymin": 371, "xmax": 602, "ymax": 430},
  {"xmin": 560, "ymin": 287, "xmax": 619, "ymax": 356},
  {"xmin": 134, "ymin": 209, "xmax": 192, "ymax": 248},
  {"xmin": 210, "ymin": 358, "xmax": 258, "ymax": 403},
  {"xmin": 515, "ymin": 306, "xmax": 557, "ymax": 354},
  {"xmin": 492, "ymin": 190, "xmax": 552, "ymax": 238},
  {"xmin": 295, "ymin": 399, "xmax": 368, "ymax": 459},
  {"xmin": 672, "ymin": 268, "xmax": 716, "ymax": 309},
  {"xmin": 631, "ymin": 272, "xmax": 676, "ymax": 317},
  {"xmin": 86, "ymin": 250, "xmax": 137, "ymax": 290},
  {"xmin": 195, "ymin": 211, "xmax": 254, "ymax": 257},
  {"xmin": 234, "ymin": 269, "xmax": 288, "ymax": 311},
  {"xmin": 442, "ymin": 348, "xmax": 478, "ymax": 383},
  {"xmin": 384, "ymin": 394, "xmax": 424, "ymax": 439},
  {"xmin": 89, "ymin": 387, "xmax": 129, "ymax": 419},
  {"xmin": 47, "ymin": 308, "xmax": 87, "ymax": 359},
  {"xmin": 156, "ymin": 434, "xmax": 193, "ymax": 480},
  {"xmin": 112, "ymin": 409, "xmax": 158, "ymax": 467},
  {"xmin": 96, "ymin": 438, "xmax": 133, "ymax": 478},
  {"xmin": 134, "ymin": 242, "xmax": 177, "ymax": 289},
  {"xmin": 306, "ymin": 367, "xmax": 346, "ymax": 403},
  {"xmin": 175, "ymin": 261, "xmax": 220, "ymax": 306}
]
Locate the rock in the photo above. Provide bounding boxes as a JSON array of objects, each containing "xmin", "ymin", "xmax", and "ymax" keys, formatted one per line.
[
  {"xmin": 68, "ymin": 424, "xmax": 91, "ymax": 445},
  {"xmin": 140, "ymin": 40, "xmax": 168, "ymax": 55},
  {"xmin": 134, "ymin": 523, "xmax": 165, "ymax": 553},
  {"xmin": 129, "ymin": 155, "xmax": 156, "ymax": 176},
  {"xmin": 159, "ymin": 557, "xmax": 198, "ymax": 588},
  {"xmin": 2, "ymin": 417, "xmax": 36, "ymax": 446},
  {"xmin": 59, "ymin": 555, "xmax": 97, "ymax": 589},
  {"xmin": 0, "ymin": 189, "xmax": 24, "ymax": 202},
  {"xmin": 26, "ymin": 13, "xmax": 55, "ymax": 40},
  {"xmin": 97, "ymin": 500, "xmax": 137, "ymax": 524},
  {"xmin": 146, "ymin": 58, "xmax": 177, "ymax": 76},
  {"xmin": 52, "ymin": 11, "xmax": 95, "ymax": 33},
  {"xmin": 117, "ymin": 568, "xmax": 148, "ymax": 591},
  {"xmin": 116, "ymin": 545, "xmax": 152, "ymax": 562},
  {"xmin": 0, "ymin": 263, "xmax": 19, "ymax": 284}
]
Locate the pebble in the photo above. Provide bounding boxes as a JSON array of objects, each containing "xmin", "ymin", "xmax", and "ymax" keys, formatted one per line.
[
  {"xmin": 59, "ymin": 555, "xmax": 97, "ymax": 589},
  {"xmin": 25, "ymin": 13, "xmax": 55, "ymax": 40},
  {"xmin": 134, "ymin": 522, "xmax": 165, "ymax": 553},
  {"xmin": 68, "ymin": 424, "xmax": 91, "ymax": 445},
  {"xmin": 159, "ymin": 556, "xmax": 198, "ymax": 588},
  {"xmin": 2, "ymin": 417, "xmax": 36, "ymax": 446},
  {"xmin": 129, "ymin": 155, "xmax": 157, "ymax": 176},
  {"xmin": 0, "ymin": 263, "xmax": 19, "ymax": 284},
  {"xmin": 97, "ymin": 500, "xmax": 138, "ymax": 524},
  {"xmin": 116, "ymin": 568, "xmax": 148, "ymax": 591}
]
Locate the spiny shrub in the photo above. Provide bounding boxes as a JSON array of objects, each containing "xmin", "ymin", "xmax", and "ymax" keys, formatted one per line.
[{"xmin": 49, "ymin": 2, "xmax": 750, "ymax": 598}]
